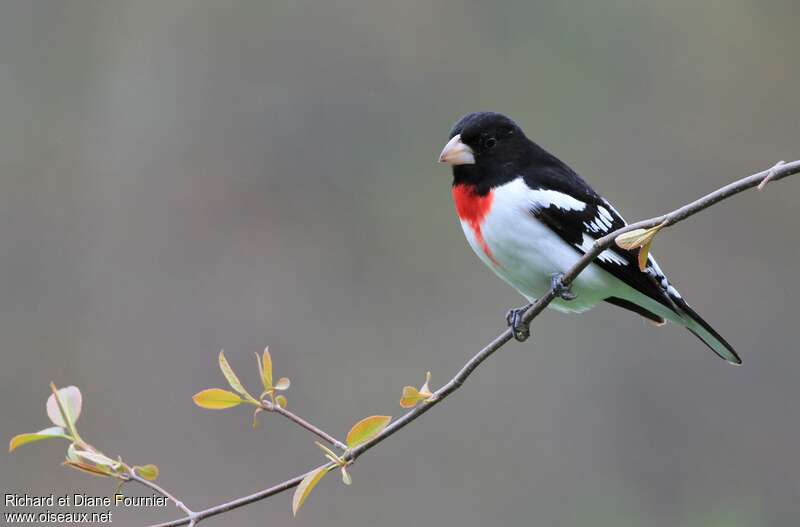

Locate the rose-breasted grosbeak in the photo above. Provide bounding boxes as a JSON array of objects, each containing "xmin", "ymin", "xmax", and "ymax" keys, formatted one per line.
[{"xmin": 438, "ymin": 112, "xmax": 740, "ymax": 364}]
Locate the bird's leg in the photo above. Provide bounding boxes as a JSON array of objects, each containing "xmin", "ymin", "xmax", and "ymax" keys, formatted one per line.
[
  {"xmin": 551, "ymin": 273, "xmax": 577, "ymax": 301},
  {"xmin": 506, "ymin": 303, "xmax": 533, "ymax": 342}
]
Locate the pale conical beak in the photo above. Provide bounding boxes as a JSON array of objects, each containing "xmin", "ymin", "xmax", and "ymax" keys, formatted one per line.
[{"xmin": 438, "ymin": 134, "xmax": 475, "ymax": 165}]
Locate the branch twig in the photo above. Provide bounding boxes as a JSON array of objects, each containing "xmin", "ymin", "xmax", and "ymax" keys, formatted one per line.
[
  {"xmin": 148, "ymin": 159, "xmax": 800, "ymax": 527},
  {"xmin": 127, "ymin": 472, "xmax": 199, "ymax": 526},
  {"xmin": 262, "ymin": 400, "xmax": 348, "ymax": 451},
  {"xmin": 757, "ymin": 160, "xmax": 785, "ymax": 190}
]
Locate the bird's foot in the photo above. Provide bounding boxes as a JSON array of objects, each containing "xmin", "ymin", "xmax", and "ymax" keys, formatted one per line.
[
  {"xmin": 551, "ymin": 273, "xmax": 576, "ymax": 301},
  {"xmin": 506, "ymin": 303, "xmax": 533, "ymax": 342}
]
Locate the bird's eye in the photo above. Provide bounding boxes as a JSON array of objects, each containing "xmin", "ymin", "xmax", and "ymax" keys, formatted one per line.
[{"xmin": 485, "ymin": 137, "xmax": 497, "ymax": 149}]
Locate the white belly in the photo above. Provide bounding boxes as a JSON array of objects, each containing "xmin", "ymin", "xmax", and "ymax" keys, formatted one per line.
[{"xmin": 460, "ymin": 189, "xmax": 622, "ymax": 313}]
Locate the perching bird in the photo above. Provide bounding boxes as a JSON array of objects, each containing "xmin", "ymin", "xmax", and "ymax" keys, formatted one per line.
[{"xmin": 438, "ymin": 112, "xmax": 740, "ymax": 364}]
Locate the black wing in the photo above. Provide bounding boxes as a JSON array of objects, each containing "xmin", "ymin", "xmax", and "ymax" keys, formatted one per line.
[
  {"xmin": 521, "ymin": 162, "xmax": 741, "ymax": 363},
  {"xmin": 522, "ymin": 167, "xmax": 678, "ymax": 316}
]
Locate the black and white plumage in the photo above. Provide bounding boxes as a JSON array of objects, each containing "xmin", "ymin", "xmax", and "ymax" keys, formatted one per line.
[{"xmin": 439, "ymin": 112, "xmax": 740, "ymax": 364}]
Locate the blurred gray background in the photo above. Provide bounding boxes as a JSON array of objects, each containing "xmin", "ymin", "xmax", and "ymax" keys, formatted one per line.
[{"xmin": 2, "ymin": 1, "xmax": 799, "ymax": 526}]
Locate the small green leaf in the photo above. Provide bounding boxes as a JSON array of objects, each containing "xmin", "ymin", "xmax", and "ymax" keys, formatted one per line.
[
  {"xmin": 419, "ymin": 371, "xmax": 433, "ymax": 395},
  {"xmin": 260, "ymin": 347, "xmax": 273, "ymax": 391},
  {"xmin": 274, "ymin": 377, "xmax": 290, "ymax": 391},
  {"xmin": 64, "ymin": 461, "xmax": 113, "ymax": 478},
  {"xmin": 64, "ymin": 445, "xmax": 120, "ymax": 478},
  {"xmin": 252, "ymin": 408, "xmax": 263, "ymax": 429},
  {"xmin": 292, "ymin": 465, "xmax": 332, "ymax": 516},
  {"xmin": 192, "ymin": 388, "xmax": 242, "ymax": 409},
  {"xmin": 275, "ymin": 395, "xmax": 287, "ymax": 408},
  {"xmin": 638, "ymin": 239, "xmax": 654, "ymax": 271},
  {"xmin": 340, "ymin": 466, "xmax": 352, "ymax": 485},
  {"xmin": 47, "ymin": 385, "xmax": 82, "ymax": 429},
  {"xmin": 73, "ymin": 448, "xmax": 119, "ymax": 470},
  {"xmin": 399, "ymin": 386, "xmax": 422, "ymax": 408},
  {"xmin": 219, "ymin": 351, "xmax": 255, "ymax": 402},
  {"xmin": 66, "ymin": 443, "xmax": 80, "ymax": 462},
  {"xmin": 615, "ymin": 222, "xmax": 666, "ymax": 272},
  {"xmin": 346, "ymin": 415, "xmax": 391, "ymax": 448},
  {"xmin": 9, "ymin": 426, "xmax": 69, "ymax": 452},
  {"xmin": 315, "ymin": 441, "xmax": 344, "ymax": 465},
  {"xmin": 48, "ymin": 384, "xmax": 83, "ymax": 444},
  {"xmin": 254, "ymin": 352, "xmax": 265, "ymax": 390},
  {"xmin": 615, "ymin": 228, "xmax": 651, "ymax": 250},
  {"xmin": 400, "ymin": 372, "xmax": 435, "ymax": 408},
  {"xmin": 134, "ymin": 464, "xmax": 159, "ymax": 481}
]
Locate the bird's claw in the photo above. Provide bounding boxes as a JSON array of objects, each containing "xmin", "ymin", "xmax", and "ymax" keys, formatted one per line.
[
  {"xmin": 551, "ymin": 273, "xmax": 576, "ymax": 301},
  {"xmin": 506, "ymin": 303, "xmax": 533, "ymax": 342}
]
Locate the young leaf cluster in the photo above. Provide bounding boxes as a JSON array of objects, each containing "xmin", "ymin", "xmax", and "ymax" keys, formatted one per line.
[
  {"xmin": 292, "ymin": 415, "xmax": 392, "ymax": 515},
  {"xmin": 10, "ymin": 383, "xmax": 158, "ymax": 483},
  {"xmin": 193, "ymin": 347, "xmax": 396, "ymax": 515},
  {"xmin": 399, "ymin": 371, "xmax": 437, "ymax": 408},
  {"xmin": 192, "ymin": 349, "xmax": 290, "ymax": 428}
]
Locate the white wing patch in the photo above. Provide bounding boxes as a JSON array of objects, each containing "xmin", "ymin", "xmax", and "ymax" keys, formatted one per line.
[
  {"xmin": 583, "ymin": 220, "xmax": 601, "ymax": 233},
  {"xmin": 597, "ymin": 205, "xmax": 613, "ymax": 223},
  {"xmin": 595, "ymin": 206, "xmax": 614, "ymax": 229},
  {"xmin": 527, "ymin": 188, "xmax": 587, "ymax": 212},
  {"xmin": 598, "ymin": 249, "xmax": 628, "ymax": 266},
  {"xmin": 575, "ymin": 233, "xmax": 628, "ymax": 266},
  {"xmin": 602, "ymin": 199, "xmax": 625, "ymax": 222},
  {"xmin": 581, "ymin": 206, "xmax": 615, "ymax": 235}
]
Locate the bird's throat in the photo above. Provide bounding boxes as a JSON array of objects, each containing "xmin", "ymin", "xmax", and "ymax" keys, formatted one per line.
[{"xmin": 452, "ymin": 184, "xmax": 499, "ymax": 266}]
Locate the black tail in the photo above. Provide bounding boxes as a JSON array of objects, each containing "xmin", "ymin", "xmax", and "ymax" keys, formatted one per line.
[{"xmin": 672, "ymin": 295, "xmax": 741, "ymax": 365}]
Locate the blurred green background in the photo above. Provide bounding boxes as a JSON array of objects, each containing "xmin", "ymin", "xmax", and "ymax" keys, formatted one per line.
[{"xmin": 2, "ymin": 1, "xmax": 799, "ymax": 526}]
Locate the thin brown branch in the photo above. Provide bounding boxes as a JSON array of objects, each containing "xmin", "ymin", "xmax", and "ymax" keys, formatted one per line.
[
  {"xmin": 149, "ymin": 469, "xmax": 320, "ymax": 527},
  {"xmin": 127, "ymin": 472, "xmax": 198, "ymax": 526},
  {"xmin": 148, "ymin": 159, "xmax": 800, "ymax": 527},
  {"xmin": 262, "ymin": 400, "xmax": 348, "ymax": 451}
]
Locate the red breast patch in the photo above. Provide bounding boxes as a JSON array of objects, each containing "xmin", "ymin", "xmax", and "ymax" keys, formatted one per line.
[{"xmin": 452, "ymin": 184, "xmax": 500, "ymax": 266}]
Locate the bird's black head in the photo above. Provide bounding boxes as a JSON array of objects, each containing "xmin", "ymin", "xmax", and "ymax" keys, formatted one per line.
[{"xmin": 438, "ymin": 112, "xmax": 534, "ymax": 191}]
